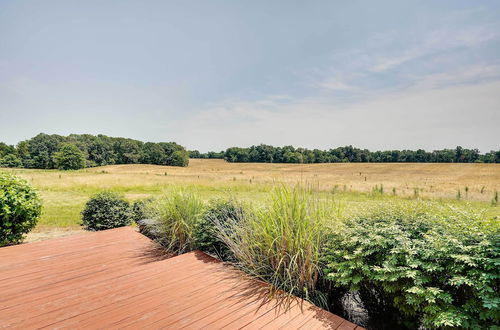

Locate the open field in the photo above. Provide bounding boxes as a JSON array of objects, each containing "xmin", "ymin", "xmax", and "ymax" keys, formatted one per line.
[{"xmin": 1, "ymin": 159, "xmax": 499, "ymax": 235}]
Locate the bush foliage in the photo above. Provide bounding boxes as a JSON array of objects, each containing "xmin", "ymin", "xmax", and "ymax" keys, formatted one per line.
[
  {"xmin": 81, "ymin": 192, "xmax": 132, "ymax": 231},
  {"xmin": 193, "ymin": 199, "xmax": 246, "ymax": 260},
  {"xmin": 131, "ymin": 198, "xmax": 153, "ymax": 224},
  {"xmin": 0, "ymin": 173, "xmax": 42, "ymax": 246},
  {"xmin": 322, "ymin": 202, "xmax": 500, "ymax": 329}
]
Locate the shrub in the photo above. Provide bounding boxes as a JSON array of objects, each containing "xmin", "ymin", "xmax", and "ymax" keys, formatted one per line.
[
  {"xmin": 322, "ymin": 201, "xmax": 500, "ymax": 329},
  {"xmin": 53, "ymin": 143, "xmax": 86, "ymax": 170},
  {"xmin": 146, "ymin": 190, "xmax": 204, "ymax": 254},
  {"xmin": 193, "ymin": 199, "xmax": 246, "ymax": 260},
  {"xmin": 131, "ymin": 198, "xmax": 153, "ymax": 223},
  {"xmin": 81, "ymin": 192, "xmax": 132, "ymax": 231},
  {"xmin": 0, "ymin": 173, "xmax": 42, "ymax": 246},
  {"xmin": 214, "ymin": 186, "xmax": 337, "ymax": 305}
]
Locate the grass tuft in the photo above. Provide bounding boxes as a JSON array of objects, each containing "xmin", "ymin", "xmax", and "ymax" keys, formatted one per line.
[
  {"xmin": 213, "ymin": 185, "xmax": 340, "ymax": 306},
  {"xmin": 146, "ymin": 190, "xmax": 204, "ymax": 254}
]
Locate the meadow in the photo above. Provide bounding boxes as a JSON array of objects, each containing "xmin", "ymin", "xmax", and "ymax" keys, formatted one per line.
[{"xmin": 1, "ymin": 159, "xmax": 498, "ymax": 239}]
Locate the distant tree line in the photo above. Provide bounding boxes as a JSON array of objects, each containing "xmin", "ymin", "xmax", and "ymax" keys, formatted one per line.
[
  {"xmin": 0, "ymin": 133, "xmax": 189, "ymax": 170},
  {"xmin": 190, "ymin": 145, "xmax": 500, "ymax": 163},
  {"xmin": 188, "ymin": 150, "xmax": 225, "ymax": 159}
]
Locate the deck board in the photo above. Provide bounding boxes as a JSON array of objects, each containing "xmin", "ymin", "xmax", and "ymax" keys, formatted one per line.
[{"xmin": 0, "ymin": 227, "xmax": 363, "ymax": 329}]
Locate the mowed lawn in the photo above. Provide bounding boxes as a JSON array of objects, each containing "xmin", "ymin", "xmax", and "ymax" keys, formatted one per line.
[{"xmin": 2, "ymin": 159, "xmax": 499, "ymax": 235}]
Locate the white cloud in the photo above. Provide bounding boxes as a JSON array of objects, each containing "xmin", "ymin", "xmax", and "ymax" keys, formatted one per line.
[
  {"xmin": 171, "ymin": 79, "xmax": 500, "ymax": 153},
  {"xmin": 308, "ymin": 18, "xmax": 500, "ymax": 95},
  {"xmin": 315, "ymin": 80, "xmax": 355, "ymax": 91},
  {"xmin": 370, "ymin": 23, "xmax": 500, "ymax": 73},
  {"xmin": 410, "ymin": 64, "xmax": 500, "ymax": 90}
]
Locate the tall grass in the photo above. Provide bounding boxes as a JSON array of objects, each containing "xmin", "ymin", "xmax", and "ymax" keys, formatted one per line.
[
  {"xmin": 214, "ymin": 185, "xmax": 339, "ymax": 306},
  {"xmin": 146, "ymin": 190, "xmax": 204, "ymax": 254}
]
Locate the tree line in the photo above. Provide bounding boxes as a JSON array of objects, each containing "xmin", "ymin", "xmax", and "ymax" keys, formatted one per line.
[
  {"xmin": 0, "ymin": 133, "xmax": 189, "ymax": 170},
  {"xmin": 190, "ymin": 144, "xmax": 500, "ymax": 163}
]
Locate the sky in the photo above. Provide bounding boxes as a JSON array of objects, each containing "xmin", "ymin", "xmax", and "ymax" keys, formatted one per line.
[{"xmin": 0, "ymin": 0, "xmax": 499, "ymax": 152}]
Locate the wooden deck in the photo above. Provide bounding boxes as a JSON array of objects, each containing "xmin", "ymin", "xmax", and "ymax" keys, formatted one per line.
[{"xmin": 0, "ymin": 227, "xmax": 363, "ymax": 329}]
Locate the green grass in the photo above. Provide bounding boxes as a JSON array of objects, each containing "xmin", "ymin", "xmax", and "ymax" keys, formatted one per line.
[
  {"xmin": 213, "ymin": 185, "xmax": 335, "ymax": 306},
  {"xmin": 146, "ymin": 190, "xmax": 205, "ymax": 254},
  {"xmin": 1, "ymin": 166, "xmax": 498, "ymax": 231}
]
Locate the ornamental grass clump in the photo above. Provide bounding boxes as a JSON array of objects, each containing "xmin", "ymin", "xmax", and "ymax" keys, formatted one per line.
[
  {"xmin": 146, "ymin": 190, "xmax": 204, "ymax": 254},
  {"xmin": 214, "ymin": 185, "xmax": 339, "ymax": 305},
  {"xmin": 322, "ymin": 201, "xmax": 500, "ymax": 329}
]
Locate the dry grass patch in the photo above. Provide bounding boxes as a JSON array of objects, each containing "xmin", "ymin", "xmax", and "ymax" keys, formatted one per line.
[{"xmin": 1, "ymin": 160, "xmax": 498, "ymax": 235}]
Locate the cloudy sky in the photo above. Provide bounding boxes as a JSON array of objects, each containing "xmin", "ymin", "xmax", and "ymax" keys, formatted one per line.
[{"xmin": 1, "ymin": 0, "xmax": 499, "ymax": 152}]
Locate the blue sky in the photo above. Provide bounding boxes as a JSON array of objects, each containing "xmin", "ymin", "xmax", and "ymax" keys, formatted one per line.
[{"xmin": 1, "ymin": 0, "xmax": 499, "ymax": 152}]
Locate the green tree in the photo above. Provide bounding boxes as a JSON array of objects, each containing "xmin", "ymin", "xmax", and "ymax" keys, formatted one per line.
[
  {"xmin": 113, "ymin": 138, "xmax": 143, "ymax": 164},
  {"xmin": 141, "ymin": 142, "xmax": 167, "ymax": 165},
  {"xmin": 20, "ymin": 133, "xmax": 65, "ymax": 169},
  {"xmin": 168, "ymin": 150, "xmax": 189, "ymax": 167},
  {"xmin": 0, "ymin": 142, "xmax": 16, "ymax": 157},
  {"xmin": 0, "ymin": 154, "xmax": 22, "ymax": 168},
  {"xmin": 159, "ymin": 142, "xmax": 189, "ymax": 166},
  {"xmin": 53, "ymin": 144, "xmax": 86, "ymax": 170}
]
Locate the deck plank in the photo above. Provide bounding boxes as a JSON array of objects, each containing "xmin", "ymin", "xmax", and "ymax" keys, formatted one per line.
[{"xmin": 0, "ymin": 227, "xmax": 363, "ymax": 329}]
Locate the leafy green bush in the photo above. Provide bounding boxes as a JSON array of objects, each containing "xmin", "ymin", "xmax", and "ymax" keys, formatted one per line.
[
  {"xmin": 131, "ymin": 198, "xmax": 153, "ymax": 223},
  {"xmin": 193, "ymin": 199, "xmax": 246, "ymax": 260},
  {"xmin": 81, "ymin": 192, "xmax": 132, "ymax": 231},
  {"xmin": 0, "ymin": 173, "xmax": 42, "ymax": 246},
  {"xmin": 214, "ymin": 186, "xmax": 337, "ymax": 305},
  {"xmin": 146, "ymin": 190, "xmax": 204, "ymax": 254},
  {"xmin": 322, "ymin": 202, "xmax": 500, "ymax": 329}
]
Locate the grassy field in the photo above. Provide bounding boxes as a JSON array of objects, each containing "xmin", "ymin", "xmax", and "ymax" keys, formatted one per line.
[{"xmin": 1, "ymin": 159, "xmax": 499, "ymax": 237}]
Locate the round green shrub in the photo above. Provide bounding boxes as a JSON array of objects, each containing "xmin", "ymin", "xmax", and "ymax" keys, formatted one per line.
[
  {"xmin": 0, "ymin": 173, "xmax": 42, "ymax": 246},
  {"xmin": 193, "ymin": 199, "xmax": 246, "ymax": 260},
  {"xmin": 322, "ymin": 201, "xmax": 500, "ymax": 329},
  {"xmin": 131, "ymin": 198, "xmax": 154, "ymax": 224},
  {"xmin": 81, "ymin": 192, "xmax": 132, "ymax": 231}
]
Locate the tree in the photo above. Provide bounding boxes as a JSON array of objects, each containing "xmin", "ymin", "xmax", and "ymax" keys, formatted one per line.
[
  {"xmin": 0, "ymin": 154, "xmax": 22, "ymax": 168},
  {"xmin": 189, "ymin": 150, "xmax": 203, "ymax": 158},
  {"xmin": 141, "ymin": 142, "xmax": 167, "ymax": 165},
  {"xmin": 168, "ymin": 150, "xmax": 189, "ymax": 167},
  {"xmin": 20, "ymin": 133, "xmax": 65, "ymax": 169},
  {"xmin": 53, "ymin": 144, "xmax": 86, "ymax": 170},
  {"xmin": 0, "ymin": 142, "xmax": 16, "ymax": 157},
  {"xmin": 113, "ymin": 138, "xmax": 143, "ymax": 164}
]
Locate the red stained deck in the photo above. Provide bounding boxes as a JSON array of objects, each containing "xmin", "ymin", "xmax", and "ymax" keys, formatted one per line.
[{"xmin": 0, "ymin": 227, "xmax": 363, "ymax": 329}]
